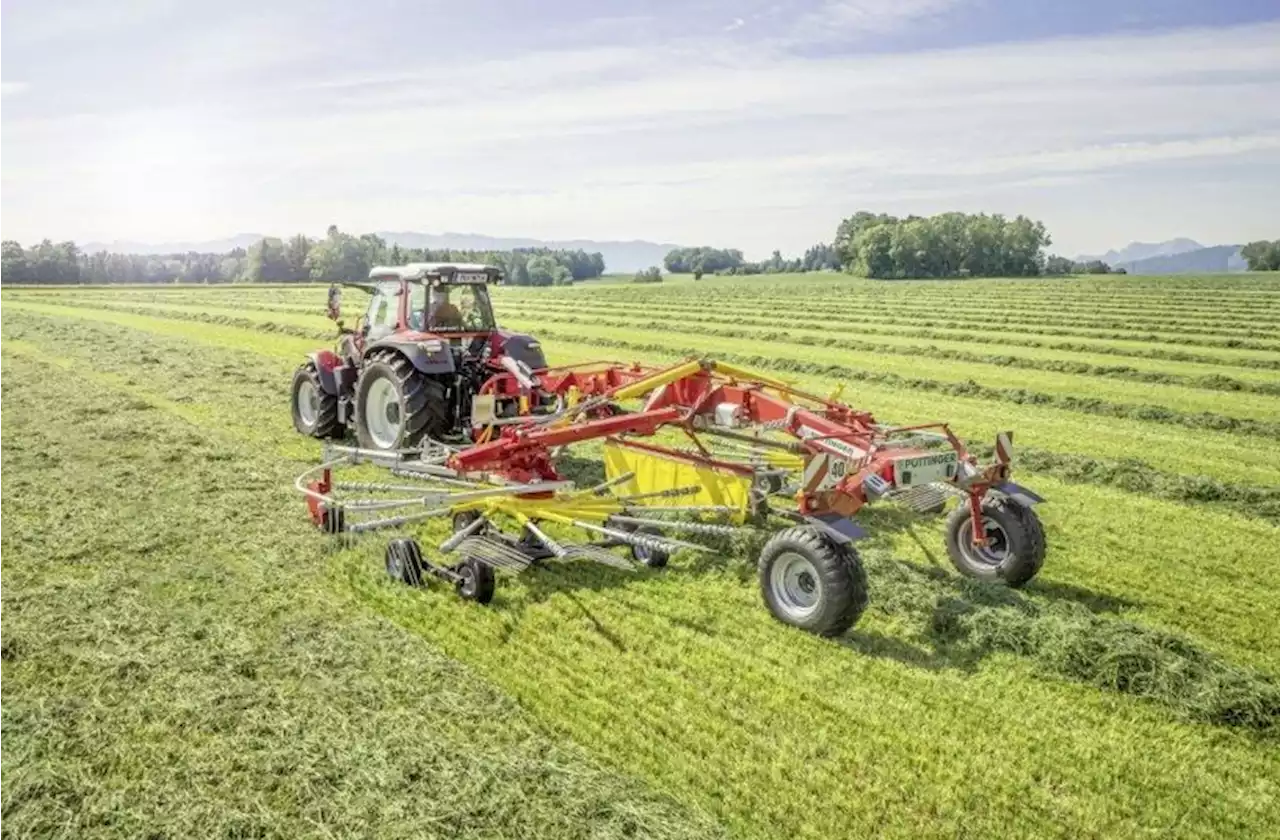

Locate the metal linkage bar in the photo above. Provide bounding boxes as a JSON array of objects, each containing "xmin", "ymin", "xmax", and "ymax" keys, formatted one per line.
[
  {"xmin": 347, "ymin": 507, "xmax": 452, "ymax": 534},
  {"xmin": 439, "ymin": 516, "xmax": 488, "ymax": 552},
  {"xmin": 608, "ymin": 515, "xmax": 741, "ymax": 537},
  {"xmin": 615, "ymin": 485, "xmax": 702, "ymax": 503}
]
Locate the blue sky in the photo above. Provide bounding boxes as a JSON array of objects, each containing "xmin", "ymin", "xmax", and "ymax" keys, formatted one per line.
[{"xmin": 2, "ymin": 1, "xmax": 1278, "ymax": 257}]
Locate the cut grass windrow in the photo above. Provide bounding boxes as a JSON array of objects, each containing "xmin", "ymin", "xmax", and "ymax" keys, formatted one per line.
[
  {"xmin": 505, "ymin": 300, "xmax": 1280, "ymax": 371},
  {"xmin": 509, "ymin": 312, "xmax": 1280, "ymax": 396},
  {"xmin": 14, "ymin": 296, "xmax": 1277, "ymax": 431},
  {"xmin": 526, "ymin": 328, "xmax": 1280, "ymax": 441},
  {"xmin": 507, "ymin": 291, "xmax": 1280, "ymax": 342},
  {"xmin": 497, "ymin": 295, "xmax": 1280, "ymax": 352}
]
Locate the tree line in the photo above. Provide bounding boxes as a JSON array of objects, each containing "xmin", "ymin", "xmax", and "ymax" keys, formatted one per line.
[
  {"xmin": 1241, "ymin": 240, "xmax": 1280, "ymax": 271},
  {"xmin": 0, "ymin": 227, "xmax": 606, "ymax": 286},
  {"xmin": 660, "ymin": 212, "xmax": 1151, "ymax": 281}
]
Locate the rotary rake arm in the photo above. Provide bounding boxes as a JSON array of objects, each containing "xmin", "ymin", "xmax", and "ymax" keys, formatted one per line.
[{"xmin": 455, "ymin": 357, "xmax": 1026, "ymax": 536}]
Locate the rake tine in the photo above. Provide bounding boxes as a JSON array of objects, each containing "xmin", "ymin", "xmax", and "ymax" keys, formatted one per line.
[
  {"xmin": 457, "ymin": 537, "xmax": 532, "ymax": 571},
  {"xmin": 564, "ymin": 544, "xmax": 635, "ymax": 571}
]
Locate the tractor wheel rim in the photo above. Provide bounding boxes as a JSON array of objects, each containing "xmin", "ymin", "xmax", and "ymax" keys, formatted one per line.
[
  {"xmin": 771, "ymin": 551, "xmax": 821, "ymax": 619},
  {"xmin": 963, "ymin": 517, "xmax": 1010, "ymax": 566},
  {"xmin": 365, "ymin": 378, "xmax": 402, "ymax": 449},
  {"xmin": 297, "ymin": 380, "xmax": 319, "ymax": 427}
]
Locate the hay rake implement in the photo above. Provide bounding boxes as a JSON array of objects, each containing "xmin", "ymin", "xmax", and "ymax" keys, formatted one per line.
[{"xmin": 296, "ymin": 357, "xmax": 1047, "ymax": 636}]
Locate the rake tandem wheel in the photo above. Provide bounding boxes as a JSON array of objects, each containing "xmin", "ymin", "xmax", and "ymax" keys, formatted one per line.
[{"xmin": 295, "ymin": 352, "xmax": 1048, "ymax": 636}]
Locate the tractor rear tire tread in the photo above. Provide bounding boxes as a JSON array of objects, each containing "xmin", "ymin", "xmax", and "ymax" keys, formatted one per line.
[
  {"xmin": 355, "ymin": 354, "xmax": 450, "ymax": 450},
  {"xmin": 291, "ymin": 363, "xmax": 342, "ymax": 440},
  {"xmin": 757, "ymin": 526, "xmax": 868, "ymax": 637}
]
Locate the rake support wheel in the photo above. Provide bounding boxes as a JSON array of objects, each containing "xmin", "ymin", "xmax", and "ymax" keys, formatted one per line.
[
  {"xmin": 944, "ymin": 496, "xmax": 1046, "ymax": 587},
  {"xmin": 454, "ymin": 557, "xmax": 495, "ymax": 604},
  {"xmin": 385, "ymin": 538, "xmax": 425, "ymax": 586},
  {"xmin": 355, "ymin": 353, "xmax": 449, "ymax": 452},
  {"xmin": 758, "ymin": 526, "xmax": 869, "ymax": 637}
]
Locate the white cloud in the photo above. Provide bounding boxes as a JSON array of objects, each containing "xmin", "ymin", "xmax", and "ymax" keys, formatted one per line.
[
  {"xmin": 2, "ymin": 15, "xmax": 1279, "ymax": 256},
  {"xmin": 789, "ymin": 0, "xmax": 964, "ymax": 42}
]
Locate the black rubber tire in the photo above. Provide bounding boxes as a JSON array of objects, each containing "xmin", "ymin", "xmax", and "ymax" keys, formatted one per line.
[
  {"xmin": 944, "ymin": 496, "xmax": 1046, "ymax": 587},
  {"xmin": 629, "ymin": 526, "xmax": 670, "ymax": 569},
  {"xmin": 291, "ymin": 363, "xmax": 342, "ymax": 439},
  {"xmin": 454, "ymin": 558, "xmax": 495, "ymax": 604},
  {"xmin": 453, "ymin": 511, "xmax": 486, "ymax": 535},
  {"xmin": 354, "ymin": 353, "xmax": 450, "ymax": 452},
  {"xmin": 385, "ymin": 538, "xmax": 424, "ymax": 586},
  {"xmin": 757, "ymin": 526, "xmax": 869, "ymax": 637}
]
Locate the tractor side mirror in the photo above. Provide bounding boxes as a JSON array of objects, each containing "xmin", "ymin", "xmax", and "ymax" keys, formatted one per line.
[{"xmin": 326, "ymin": 284, "xmax": 342, "ymax": 321}]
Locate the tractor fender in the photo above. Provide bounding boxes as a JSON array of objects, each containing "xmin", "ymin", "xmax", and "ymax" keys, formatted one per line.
[
  {"xmin": 994, "ymin": 481, "xmax": 1045, "ymax": 508},
  {"xmin": 496, "ymin": 330, "xmax": 547, "ymax": 371},
  {"xmin": 366, "ymin": 338, "xmax": 456, "ymax": 375},
  {"xmin": 306, "ymin": 350, "xmax": 343, "ymax": 395}
]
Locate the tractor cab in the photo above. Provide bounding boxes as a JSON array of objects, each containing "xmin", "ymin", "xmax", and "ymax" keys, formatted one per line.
[{"xmin": 363, "ymin": 262, "xmax": 502, "ymax": 342}]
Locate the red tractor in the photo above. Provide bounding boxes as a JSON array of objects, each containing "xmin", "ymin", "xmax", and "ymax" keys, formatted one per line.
[{"xmin": 290, "ymin": 263, "xmax": 548, "ymax": 451}]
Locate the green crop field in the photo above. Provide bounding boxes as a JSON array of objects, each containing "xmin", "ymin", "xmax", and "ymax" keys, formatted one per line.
[{"xmin": 3, "ymin": 272, "xmax": 1279, "ymax": 839}]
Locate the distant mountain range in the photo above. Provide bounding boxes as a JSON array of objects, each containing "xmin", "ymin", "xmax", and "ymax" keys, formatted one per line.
[
  {"xmin": 80, "ymin": 232, "xmax": 683, "ymax": 274},
  {"xmin": 1077, "ymin": 238, "xmax": 1246, "ymax": 275}
]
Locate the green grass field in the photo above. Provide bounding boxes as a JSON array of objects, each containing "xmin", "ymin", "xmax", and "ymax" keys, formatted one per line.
[{"xmin": 3, "ymin": 272, "xmax": 1279, "ymax": 839}]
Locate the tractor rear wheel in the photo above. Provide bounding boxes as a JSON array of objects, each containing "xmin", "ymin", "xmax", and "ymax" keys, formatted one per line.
[
  {"xmin": 944, "ymin": 497, "xmax": 1046, "ymax": 587},
  {"xmin": 758, "ymin": 526, "xmax": 868, "ymax": 637},
  {"xmin": 291, "ymin": 363, "xmax": 341, "ymax": 439},
  {"xmin": 355, "ymin": 354, "xmax": 450, "ymax": 452}
]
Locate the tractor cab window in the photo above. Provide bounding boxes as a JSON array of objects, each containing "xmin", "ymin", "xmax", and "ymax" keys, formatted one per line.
[
  {"xmin": 365, "ymin": 281, "xmax": 400, "ymax": 340},
  {"xmin": 424, "ymin": 284, "xmax": 495, "ymax": 332}
]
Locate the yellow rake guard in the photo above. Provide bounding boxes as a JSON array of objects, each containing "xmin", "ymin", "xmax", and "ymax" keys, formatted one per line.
[{"xmin": 602, "ymin": 440, "xmax": 752, "ymax": 523}]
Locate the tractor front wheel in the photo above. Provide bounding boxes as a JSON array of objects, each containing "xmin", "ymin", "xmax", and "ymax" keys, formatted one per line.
[
  {"xmin": 291, "ymin": 363, "xmax": 341, "ymax": 439},
  {"xmin": 944, "ymin": 497, "xmax": 1046, "ymax": 587},
  {"xmin": 355, "ymin": 355, "xmax": 449, "ymax": 452},
  {"xmin": 758, "ymin": 526, "xmax": 868, "ymax": 637}
]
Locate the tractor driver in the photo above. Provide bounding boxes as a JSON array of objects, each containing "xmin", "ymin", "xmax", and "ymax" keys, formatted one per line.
[{"xmin": 428, "ymin": 287, "xmax": 464, "ymax": 329}]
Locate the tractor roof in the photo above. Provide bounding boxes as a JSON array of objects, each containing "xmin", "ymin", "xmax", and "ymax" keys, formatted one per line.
[{"xmin": 368, "ymin": 262, "xmax": 503, "ymax": 284}]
